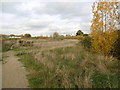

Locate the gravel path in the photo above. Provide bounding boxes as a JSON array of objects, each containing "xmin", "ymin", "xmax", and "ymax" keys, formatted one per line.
[{"xmin": 2, "ymin": 51, "xmax": 28, "ymax": 88}]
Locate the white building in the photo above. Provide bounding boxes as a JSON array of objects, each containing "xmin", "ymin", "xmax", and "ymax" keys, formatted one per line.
[{"xmin": 9, "ymin": 36, "xmax": 21, "ymax": 39}]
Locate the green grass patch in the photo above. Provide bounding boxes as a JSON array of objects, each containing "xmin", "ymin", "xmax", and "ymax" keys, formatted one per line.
[{"xmin": 92, "ymin": 71, "xmax": 119, "ymax": 88}]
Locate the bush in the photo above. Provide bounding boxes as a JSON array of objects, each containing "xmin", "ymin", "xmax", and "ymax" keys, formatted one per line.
[
  {"xmin": 83, "ymin": 34, "xmax": 88, "ymax": 36},
  {"xmin": 91, "ymin": 32, "xmax": 118, "ymax": 55},
  {"xmin": 53, "ymin": 32, "xmax": 59, "ymax": 39},
  {"xmin": 81, "ymin": 36, "xmax": 92, "ymax": 49},
  {"xmin": 53, "ymin": 32, "xmax": 64, "ymax": 40},
  {"xmin": 112, "ymin": 30, "xmax": 120, "ymax": 59},
  {"xmin": 58, "ymin": 35, "xmax": 64, "ymax": 40}
]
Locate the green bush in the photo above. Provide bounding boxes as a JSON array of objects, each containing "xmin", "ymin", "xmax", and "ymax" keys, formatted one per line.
[
  {"xmin": 81, "ymin": 36, "xmax": 92, "ymax": 49},
  {"xmin": 53, "ymin": 32, "xmax": 59, "ymax": 39},
  {"xmin": 83, "ymin": 34, "xmax": 88, "ymax": 36},
  {"xmin": 58, "ymin": 35, "xmax": 64, "ymax": 40},
  {"xmin": 53, "ymin": 32, "xmax": 64, "ymax": 40}
]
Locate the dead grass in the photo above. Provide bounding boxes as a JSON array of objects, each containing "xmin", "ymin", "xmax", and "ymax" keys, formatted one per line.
[{"xmin": 15, "ymin": 39, "xmax": 119, "ymax": 88}]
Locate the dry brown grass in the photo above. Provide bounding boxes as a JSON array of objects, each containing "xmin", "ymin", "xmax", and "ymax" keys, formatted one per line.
[{"xmin": 14, "ymin": 39, "xmax": 119, "ymax": 88}]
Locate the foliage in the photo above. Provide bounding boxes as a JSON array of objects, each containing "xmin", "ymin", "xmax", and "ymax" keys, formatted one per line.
[
  {"xmin": 91, "ymin": 1, "xmax": 119, "ymax": 55},
  {"xmin": 10, "ymin": 34, "xmax": 15, "ymax": 37},
  {"xmin": 53, "ymin": 32, "xmax": 59, "ymax": 39},
  {"xmin": 92, "ymin": 32, "xmax": 118, "ymax": 55},
  {"xmin": 58, "ymin": 35, "xmax": 64, "ymax": 40},
  {"xmin": 23, "ymin": 34, "xmax": 31, "ymax": 38},
  {"xmin": 76, "ymin": 30, "xmax": 84, "ymax": 36},
  {"xmin": 112, "ymin": 30, "xmax": 120, "ymax": 59},
  {"xmin": 53, "ymin": 32, "xmax": 64, "ymax": 40},
  {"xmin": 83, "ymin": 34, "xmax": 88, "ymax": 36},
  {"xmin": 81, "ymin": 36, "xmax": 92, "ymax": 49}
]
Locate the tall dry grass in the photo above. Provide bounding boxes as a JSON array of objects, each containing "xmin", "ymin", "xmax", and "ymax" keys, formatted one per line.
[{"xmin": 16, "ymin": 40, "xmax": 119, "ymax": 88}]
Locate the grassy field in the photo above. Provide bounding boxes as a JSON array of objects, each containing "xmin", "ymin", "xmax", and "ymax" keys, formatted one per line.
[{"xmin": 12, "ymin": 39, "xmax": 119, "ymax": 88}]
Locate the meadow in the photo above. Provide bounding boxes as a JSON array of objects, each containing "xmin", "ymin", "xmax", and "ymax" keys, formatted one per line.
[
  {"xmin": 2, "ymin": 38, "xmax": 119, "ymax": 88},
  {"xmin": 1, "ymin": 0, "xmax": 119, "ymax": 88}
]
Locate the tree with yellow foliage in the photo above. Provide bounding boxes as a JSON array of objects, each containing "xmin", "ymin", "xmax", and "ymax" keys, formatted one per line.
[{"xmin": 91, "ymin": 0, "xmax": 119, "ymax": 55}]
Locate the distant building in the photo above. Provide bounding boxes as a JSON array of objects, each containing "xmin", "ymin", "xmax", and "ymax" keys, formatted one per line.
[
  {"xmin": 8, "ymin": 36, "xmax": 21, "ymax": 39},
  {"xmin": 61, "ymin": 34, "xmax": 66, "ymax": 36}
]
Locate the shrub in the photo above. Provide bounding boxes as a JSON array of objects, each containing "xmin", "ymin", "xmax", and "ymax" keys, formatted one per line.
[
  {"xmin": 91, "ymin": 32, "xmax": 118, "ymax": 55},
  {"xmin": 53, "ymin": 32, "xmax": 64, "ymax": 40},
  {"xmin": 112, "ymin": 30, "xmax": 120, "ymax": 59},
  {"xmin": 53, "ymin": 32, "xmax": 59, "ymax": 39},
  {"xmin": 58, "ymin": 35, "xmax": 64, "ymax": 40},
  {"xmin": 83, "ymin": 34, "xmax": 88, "ymax": 36},
  {"xmin": 81, "ymin": 36, "xmax": 92, "ymax": 49}
]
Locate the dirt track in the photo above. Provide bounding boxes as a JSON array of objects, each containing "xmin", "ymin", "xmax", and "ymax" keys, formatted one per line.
[{"xmin": 2, "ymin": 51, "xmax": 28, "ymax": 88}]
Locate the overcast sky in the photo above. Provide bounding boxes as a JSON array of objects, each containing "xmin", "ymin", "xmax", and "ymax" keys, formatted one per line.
[{"xmin": 0, "ymin": 0, "xmax": 94, "ymax": 36}]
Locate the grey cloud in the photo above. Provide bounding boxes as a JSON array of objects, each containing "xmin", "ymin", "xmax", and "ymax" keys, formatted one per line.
[
  {"xmin": 26, "ymin": 22, "xmax": 49, "ymax": 29},
  {"xmin": 1, "ymin": 1, "xmax": 92, "ymax": 36},
  {"xmin": 24, "ymin": 19, "xmax": 53, "ymax": 30},
  {"xmin": 35, "ymin": 2, "xmax": 92, "ymax": 18},
  {"xmin": 2, "ymin": 23, "xmax": 15, "ymax": 29},
  {"xmin": 1, "ymin": 2, "xmax": 31, "ymax": 17},
  {"xmin": 1, "ymin": 2, "xmax": 19, "ymax": 14}
]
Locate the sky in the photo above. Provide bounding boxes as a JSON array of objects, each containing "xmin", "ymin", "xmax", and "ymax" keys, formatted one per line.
[{"xmin": 1, "ymin": 0, "xmax": 95, "ymax": 36}]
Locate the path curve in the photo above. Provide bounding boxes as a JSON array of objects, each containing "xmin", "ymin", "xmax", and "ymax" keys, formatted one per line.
[{"xmin": 2, "ymin": 51, "xmax": 28, "ymax": 88}]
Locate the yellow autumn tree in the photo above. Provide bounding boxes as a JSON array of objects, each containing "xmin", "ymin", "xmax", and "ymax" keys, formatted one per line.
[{"xmin": 91, "ymin": 0, "xmax": 119, "ymax": 55}]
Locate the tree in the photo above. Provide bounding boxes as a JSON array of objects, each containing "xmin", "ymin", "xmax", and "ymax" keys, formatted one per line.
[
  {"xmin": 91, "ymin": 0, "xmax": 119, "ymax": 55},
  {"xmin": 24, "ymin": 34, "xmax": 31, "ymax": 38},
  {"xmin": 10, "ymin": 34, "xmax": 15, "ymax": 37},
  {"xmin": 76, "ymin": 30, "xmax": 83, "ymax": 36},
  {"xmin": 53, "ymin": 32, "xmax": 59, "ymax": 39}
]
